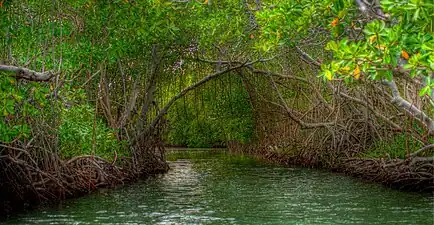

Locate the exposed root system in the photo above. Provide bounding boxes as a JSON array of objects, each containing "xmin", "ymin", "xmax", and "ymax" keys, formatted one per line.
[
  {"xmin": 226, "ymin": 49, "xmax": 434, "ymax": 193},
  {"xmin": 228, "ymin": 142, "xmax": 434, "ymax": 192},
  {"xmin": 0, "ymin": 139, "xmax": 168, "ymax": 218},
  {"xmin": 342, "ymin": 157, "xmax": 434, "ymax": 192}
]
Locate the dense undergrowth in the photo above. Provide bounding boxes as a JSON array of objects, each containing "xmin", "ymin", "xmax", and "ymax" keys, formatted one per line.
[
  {"xmin": 1, "ymin": 0, "xmax": 434, "ymax": 218},
  {"xmin": 59, "ymin": 103, "xmax": 127, "ymax": 159},
  {"xmin": 165, "ymin": 75, "xmax": 254, "ymax": 148}
]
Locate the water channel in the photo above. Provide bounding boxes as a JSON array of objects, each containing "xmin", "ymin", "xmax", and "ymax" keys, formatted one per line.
[{"xmin": 4, "ymin": 149, "xmax": 434, "ymax": 225}]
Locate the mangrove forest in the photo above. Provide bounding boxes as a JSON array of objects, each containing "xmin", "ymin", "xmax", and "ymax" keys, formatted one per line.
[{"xmin": 0, "ymin": 0, "xmax": 433, "ymax": 223}]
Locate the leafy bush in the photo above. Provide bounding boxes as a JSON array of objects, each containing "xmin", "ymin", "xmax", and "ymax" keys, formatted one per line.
[
  {"xmin": 58, "ymin": 104, "xmax": 125, "ymax": 160},
  {"xmin": 0, "ymin": 76, "xmax": 49, "ymax": 143},
  {"xmin": 166, "ymin": 104, "xmax": 224, "ymax": 148},
  {"xmin": 165, "ymin": 76, "xmax": 253, "ymax": 148}
]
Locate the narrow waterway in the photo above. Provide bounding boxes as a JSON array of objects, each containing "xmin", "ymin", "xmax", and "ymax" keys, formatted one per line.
[{"xmin": 5, "ymin": 150, "xmax": 434, "ymax": 225}]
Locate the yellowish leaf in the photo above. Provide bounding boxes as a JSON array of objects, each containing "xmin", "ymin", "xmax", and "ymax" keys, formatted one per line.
[
  {"xmin": 376, "ymin": 45, "xmax": 386, "ymax": 50},
  {"xmin": 340, "ymin": 66, "xmax": 350, "ymax": 73},
  {"xmin": 353, "ymin": 65, "xmax": 361, "ymax": 80},
  {"xmin": 325, "ymin": 70, "xmax": 333, "ymax": 80}
]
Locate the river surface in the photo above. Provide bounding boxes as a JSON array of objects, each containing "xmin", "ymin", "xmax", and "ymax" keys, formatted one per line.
[{"xmin": 4, "ymin": 149, "xmax": 434, "ymax": 225}]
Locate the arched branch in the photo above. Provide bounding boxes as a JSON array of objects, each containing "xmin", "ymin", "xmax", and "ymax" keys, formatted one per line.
[{"xmin": 132, "ymin": 58, "xmax": 274, "ymax": 144}]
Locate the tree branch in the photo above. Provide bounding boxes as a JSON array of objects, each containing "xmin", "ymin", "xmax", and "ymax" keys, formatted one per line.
[
  {"xmin": 410, "ymin": 144, "xmax": 434, "ymax": 157},
  {"xmin": 383, "ymin": 80, "xmax": 434, "ymax": 135},
  {"xmin": 0, "ymin": 64, "xmax": 55, "ymax": 81},
  {"xmin": 338, "ymin": 91, "xmax": 402, "ymax": 131},
  {"xmin": 251, "ymin": 68, "xmax": 334, "ymax": 112},
  {"xmin": 132, "ymin": 59, "xmax": 267, "ymax": 144},
  {"xmin": 295, "ymin": 46, "xmax": 321, "ymax": 67},
  {"xmin": 269, "ymin": 75, "xmax": 335, "ymax": 129}
]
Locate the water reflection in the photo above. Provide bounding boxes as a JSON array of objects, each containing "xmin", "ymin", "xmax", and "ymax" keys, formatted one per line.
[{"xmin": 5, "ymin": 150, "xmax": 434, "ymax": 225}]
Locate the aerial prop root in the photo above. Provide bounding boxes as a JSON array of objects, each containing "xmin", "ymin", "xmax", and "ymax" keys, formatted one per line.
[
  {"xmin": 342, "ymin": 155, "xmax": 434, "ymax": 191},
  {"xmin": 0, "ymin": 147, "xmax": 139, "ymax": 213}
]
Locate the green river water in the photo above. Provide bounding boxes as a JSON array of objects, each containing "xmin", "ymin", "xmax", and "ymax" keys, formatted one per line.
[{"xmin": 4, "ymin": 149, "xmax": 434, "ymax": 225}]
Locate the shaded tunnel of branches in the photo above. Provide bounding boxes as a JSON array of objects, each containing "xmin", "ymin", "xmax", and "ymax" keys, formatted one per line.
[{"xmin": 1, "ymin": 0, "xmax": 434, "ymax": 217}]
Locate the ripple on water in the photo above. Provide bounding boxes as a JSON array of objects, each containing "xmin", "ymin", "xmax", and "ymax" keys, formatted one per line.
[{"xmin": 4, "ymin": 151, "xmax": 434, "ymax": 225}]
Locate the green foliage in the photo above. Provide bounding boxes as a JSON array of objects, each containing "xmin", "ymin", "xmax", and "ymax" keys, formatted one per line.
[
  {"xmin": 166, "ymin": 109, "xmax": 222, "ymax": 148},
  {"xmin": 361, "ymin": 134, "xmax": 429, "ymax": 159},
  {"xmin": 166, "ymin": 149, "xmax": 258, "ymax": 166},
  {"xmin": 322, "ymin": 1, "xmax": 434, "ymax": 88},
  {"xmin": 1, "ymin": 0, "xmax": 256, "ymax": 157},
  {"xmin": 5, "ymin": 0, "xmax": 431, "ymax": 162},
  {"xmin": 256, "ymin": 0, "xmax": 343, "ymax": 51},
  {"xmin": 59, "ymin": 104, "xmax": 126, "ymax": 160},
  {"xmin": 166, "ymin": 149, "xmax": 224, "ymax": 161},
  {"xmin": 256, "ymin": 0, "xmax": 433, "ymax": 93},
  {"xmin": 166, "ymin": 75, "xmax": 253, "ymax": 148},
  {"xmin": 0, "ymin": 75, "xmax": 49, "ymax": 143}
]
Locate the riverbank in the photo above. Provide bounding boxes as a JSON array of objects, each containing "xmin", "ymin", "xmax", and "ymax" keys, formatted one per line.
[
  {"xmin": 1, "ymin": 142, "xmax": 431, "ymax": 220},
  {"xmin": 5, "ymin": 149, "xmax": 433, "ymax": 225},
  {"xmin": 228, "ymin": 142, "xmax": 434, "ymax": 192},
  {"xmin": 0, "ymin": 153, "xmax": 169, "ymax": 219}
]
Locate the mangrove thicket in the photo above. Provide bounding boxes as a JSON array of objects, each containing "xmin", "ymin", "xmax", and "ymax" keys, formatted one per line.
[{"xmin": 0, "ymin": 0, "xmax": 433, "ymax": 217}]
